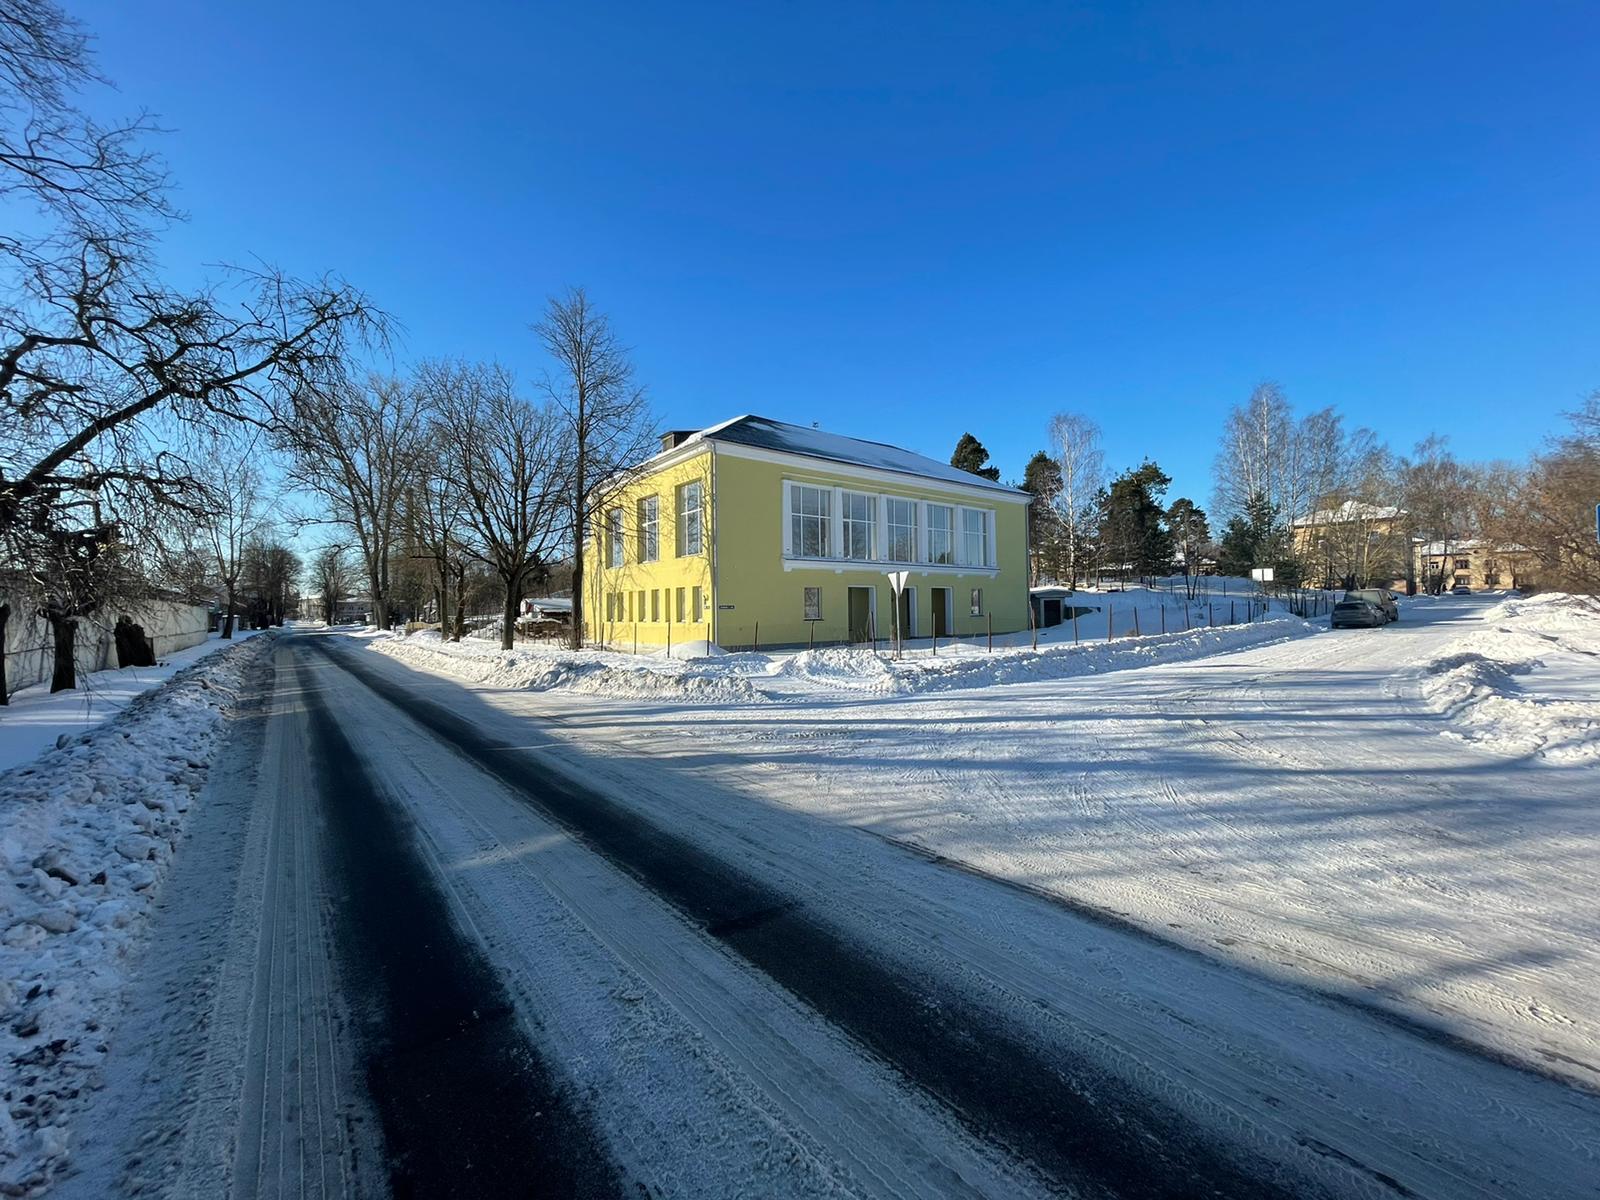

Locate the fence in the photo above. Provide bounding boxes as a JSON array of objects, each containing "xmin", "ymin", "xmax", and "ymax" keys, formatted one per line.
[{"xmin": 2, "ymin": 600, "xmax": 210, "ymax": 696}]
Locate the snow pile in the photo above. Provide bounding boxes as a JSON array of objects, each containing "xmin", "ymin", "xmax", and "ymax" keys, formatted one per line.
[
  {"xmin": 777, "ymin": 613, "xmax": 1320, "ymax": 696},
  {"xmin": 1417, "ymin": 593, "xmax": 1600, "ymax": 761},
  {"xmin": 370, "ymin": 631, "xmax": 767, "ymax": 705},
  {"xmin": 0, "ymin": 634, "xmax": 274, "ymax": 1195}
]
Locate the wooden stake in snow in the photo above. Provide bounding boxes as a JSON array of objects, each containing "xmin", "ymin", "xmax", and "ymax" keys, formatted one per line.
[
  {"xmin": 1107, "ymin": 603, "xmax": 1113, "ymax": 641},
  {"xmin": 1133, "ymin": 607, "xmax": 1140, "ymax": 637},
  {"xmin": 987, "ymin": 612, "xmax": 992, "ymax": 652}
]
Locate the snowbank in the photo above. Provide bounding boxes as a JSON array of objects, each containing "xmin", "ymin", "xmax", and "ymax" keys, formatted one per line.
[
  {"xmin": 369, "ymin": 613, "xmax": 1321, "ymax": 704},
  {"xmin": 0, "ymin": 634, "xmax": 274, "ymax": 1195},
  {"xmin": 0, "ymin": 629, "xmax": 268, "ymax": 775},
  {"xmin": 1416, "ymin": 593, "xmax": 1600, "ymax": 762},
  {"xmin": 775, "ymin": 613, "xmax": 1319, "ymax": 696},
  {"xmin": 370, "ymin": 631, "xmax": 768, "ymax": 705}
]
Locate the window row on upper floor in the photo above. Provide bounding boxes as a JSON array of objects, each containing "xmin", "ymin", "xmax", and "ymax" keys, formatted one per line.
[
  {"xmin": 602, "ymin": 480, "xmax": 703, "ymax": 568},
  {"xmin": 783, "ymin": 481, "xmax": 997, "ymax": 569}
]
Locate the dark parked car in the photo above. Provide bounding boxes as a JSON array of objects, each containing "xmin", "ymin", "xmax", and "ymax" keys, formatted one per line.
[
  {"xmin": 1332, "ymin": 598, "xmax": 1387, "ymax": 629},
  {"xmin": 1343, "ymin": 588, "xmax": 1398, "ymax": 622}
]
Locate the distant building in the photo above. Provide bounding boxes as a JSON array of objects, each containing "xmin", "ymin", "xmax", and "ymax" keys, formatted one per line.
[
  {"xmin": 1290, "ymin": 500, "xmax": 1409, "ymax": 589},
  {"xmin": 581, "ymin": 415, "xmax": 1031, "ymax": 649},
  {"xmin": 1415, "ymin": 540, "xmax": 1539, "ymax": 591}
]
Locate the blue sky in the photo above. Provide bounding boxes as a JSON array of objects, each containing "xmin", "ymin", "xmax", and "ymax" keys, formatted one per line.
[{"xmin": 72, "ymin": 0, "xmax": 1600, "ymax": 506}]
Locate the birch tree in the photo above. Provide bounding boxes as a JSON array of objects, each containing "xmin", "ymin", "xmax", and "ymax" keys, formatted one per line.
[{"xmin": 1048, "ymin": 411, "xmax": 1104, "ymax": 590}]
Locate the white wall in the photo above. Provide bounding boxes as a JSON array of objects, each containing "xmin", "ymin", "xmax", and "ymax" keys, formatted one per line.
[{"xmin": 2, "ymin": 600, "xmax": 210, "ymax": 696}]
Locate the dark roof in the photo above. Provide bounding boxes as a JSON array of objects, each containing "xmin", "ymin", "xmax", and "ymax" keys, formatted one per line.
[{"xmin": 695, "ymin": 415, "xmax": 1023, "ymax": 495}]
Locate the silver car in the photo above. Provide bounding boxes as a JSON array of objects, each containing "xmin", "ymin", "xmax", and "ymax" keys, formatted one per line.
[{"xmin": 1331, "ymin": 598, "xmax": 1386, "ymax": 629}]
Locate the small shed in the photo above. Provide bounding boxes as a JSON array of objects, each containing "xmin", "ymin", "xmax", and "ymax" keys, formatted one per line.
[{"xmin": 1030, "ymin": 586, "xmax": 1075, "ymax": 629}]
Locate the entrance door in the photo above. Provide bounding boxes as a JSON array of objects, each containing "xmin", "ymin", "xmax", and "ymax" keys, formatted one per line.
[
  {"xmin": 848, "ymin": 586, "xmax": 875, "ymax": 642},
  {"xmin": 931, "ymin": 587, "xmax": 952, "ymax": 638}
]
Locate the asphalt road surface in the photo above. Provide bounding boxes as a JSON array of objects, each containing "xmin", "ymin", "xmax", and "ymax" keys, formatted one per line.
[{"xmin": 57, "ymin": 629, "xmax": 1600, "ymax": 1199}]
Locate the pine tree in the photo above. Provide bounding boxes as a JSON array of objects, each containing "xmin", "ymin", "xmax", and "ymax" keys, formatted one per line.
[
  {"xmin": 1095, "ymin": 460, "xmax": 1173, "ymax": 580},
  {"xmin": 1020, "ymin": 450, "xmax": 1064, "ymax": 584},
  {"xmin": 950, "ymin": 432, "xmax": 1002, "ymax": 481}
]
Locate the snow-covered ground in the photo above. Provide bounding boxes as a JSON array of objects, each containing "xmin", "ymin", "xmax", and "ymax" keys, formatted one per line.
[
  {"xmin": 1414, "ymin": 592, "xmax": 1600, "ymax": 762},
  {"xmin": 0, "ymin": 634, "xmax": 274, "ymax": 1196},
  {"xmin": 370, "ymin": 605, "xmax": 1320, "ymax": 702},
  {"xmin": 359, "ymin": 591, "xmax": 1600, "ymax": 1093},
  {"xmin": 0, "ymin": 629, "xmax": 267, "ymax": 775}
]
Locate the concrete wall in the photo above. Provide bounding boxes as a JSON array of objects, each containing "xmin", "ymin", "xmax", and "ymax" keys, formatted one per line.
[{"xmin": 2, "ymin": 599, "xmax": 210, "ymax": 696}]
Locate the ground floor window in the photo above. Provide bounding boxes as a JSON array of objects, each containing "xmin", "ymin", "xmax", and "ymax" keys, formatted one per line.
[
  {"xmin": 692, "ymin": 586, "xmax": 704, "ymax": 623},
  {"xmin": 651, "ymin": 589, "xmax": 661, "ymax": 622},
  {"xmin": 803, "ymin": 586, "xmax": 821, "ymax": 621},
  {"xmin": 970, "ymin": 587, "xmax": 983, "ymax": 616},
  {"xmin": 636, "ymin": 590, "xmax": 645, "ymax": 622},
  {"xmin": 675, "ymin": 587, "xmax": 686, "ymax": 623}
]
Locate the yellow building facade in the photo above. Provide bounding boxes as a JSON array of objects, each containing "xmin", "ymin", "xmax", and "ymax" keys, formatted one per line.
[{"xmin": 582, "ymin": 416, "xmax": 1031, "ymax": 650}]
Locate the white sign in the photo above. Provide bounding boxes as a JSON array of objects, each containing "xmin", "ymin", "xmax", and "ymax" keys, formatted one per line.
[
  {"xmin": 886, "ymin": 570, "xmax": 910, "ymax": 593},
  {"xmin": 1250, "ymin": 567, "xmax": 1274, "ymax": 582}
]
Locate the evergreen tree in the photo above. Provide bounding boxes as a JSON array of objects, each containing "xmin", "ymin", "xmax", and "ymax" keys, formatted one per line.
[
  {"xmin": 1094, "ymin": 460, "xmax": 1173, "ymax": 579},
  {"xmin": 950, "ymin": 432, "xmax": 1002, "ymax": 481},
  {"xmin": 1167, "ymin": 497, "xmax": 1210, "ymax": 598},
  {"xmin": 1216, "ymin": 490, "xmax": 1286, "ymax": 577},
  {"xmin": 1020, "ymin": 450, "xmax": 1064, "ymax": 584}
]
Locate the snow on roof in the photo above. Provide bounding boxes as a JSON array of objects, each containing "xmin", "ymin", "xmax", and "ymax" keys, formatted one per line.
[
  {"xmin": 688, "ymin": 415, "xmax": 1024, "ymax": 495},
  {"xmin": 1291, "ymin": 500, "xmax": 1402, "ymax": 527}
]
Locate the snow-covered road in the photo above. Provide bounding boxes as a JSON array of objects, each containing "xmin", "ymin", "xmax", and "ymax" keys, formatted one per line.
[{"xmin": 54, "ymin": 599, "xmax": 1600, "ymax": 1197}]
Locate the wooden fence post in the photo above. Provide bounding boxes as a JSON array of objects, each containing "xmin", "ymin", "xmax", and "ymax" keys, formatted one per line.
[
  {"xmin": 1207, "ymin": 603, "xmax": 1213, "ymax": 628},
  {"xmin": 666, "ymin": 621, "xmax": 671, "ymax": 657},
  {"xmin": 1029, "ymin": 603, "xmax": 1037, "ymax": 652},
  {"xmin": 633, "ymin": 622, "xmax": 638, "ymax": 655},
  {"xmin": 1107, "ymin": 603, "xmax": 1113, "ymax": 641},
  {"xmin": 987, "ymin": 612, "xmax": 992, "ymax": 652},
  {"xmin": 754, "ymin": 621, "xmax": 759, "ymax": 653},
  {"xmin": 1072, "ymin": 608, "xmax": 1079, "ymax": 643},
  {"xmin": 1160, "ymin": 605, "xmax": 1166, "ymax": 634},
  {"xmin": 1133, "ymin": 607, "xmax": 1140, "ymax": 638},
  {"xmin": 1230, "ymin": 600, "xmax": 1236, "ymax": 625},
  {"xmin": 809, "ymin": 621, "xmax": 815, "ymax": 649}
]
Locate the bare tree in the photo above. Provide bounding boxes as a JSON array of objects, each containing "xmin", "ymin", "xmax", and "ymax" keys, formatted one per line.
[
  {"xmin": 282, "ymin": 376, "xmax": 431, "ymax": 630},
  {"xmin": 401, "ymin": 430, "xmax": 469, "ymax": 641},
  {"xmin": 426, "ymin": 361, "xmax": 566, "ymax": 651},
  {"xmin": 309, "ymin": 542, "xmax": 355, "ymax": 625},
  {"xmin": 1400, "ymin": 435, "xmax": 1473, "ymax": 594},
  {"xmin": 1048, "ymin": 411, "xmax": 1104, "ymax": 590},
  {"xmin": 534, "ymin": 288, "xmax": 655, "ymax": 649},
  {"xmin": 198, "ymin": 448, "xmax": 268, "ymax": 638},
  {"xmin": 1486, "ymin": 395, "xmax": 1600, "ymax": 593}
]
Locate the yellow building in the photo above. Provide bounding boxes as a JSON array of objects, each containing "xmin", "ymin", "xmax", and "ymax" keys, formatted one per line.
[{"xmin": 583, "ymin": 415, "xmax": 1031, "ymax": 650}]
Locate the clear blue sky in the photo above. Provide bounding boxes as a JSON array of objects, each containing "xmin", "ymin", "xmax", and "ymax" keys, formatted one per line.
[{"xmin": 74, "ymin": 0, "xmax": 1599, "ymax": 505}]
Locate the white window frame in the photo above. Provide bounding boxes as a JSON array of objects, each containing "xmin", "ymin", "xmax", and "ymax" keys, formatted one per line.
[
  {"xmin": 788, "ymin": 483, "xmax": 831, "ymax": 559},
  {"xmin": 885, "ymin": 496, "xmax": 916, "ymax": 563},
  {"xmin": 606, "ymin": 507, "xmax": 624, "ymax": 568},
  {"xmin": 638, "ymin": 495, "xmax": 659, "ymax": 563},
  {"xmin": 960, "ymin": 506, "xmax": 989, "ymax": 568},
  {"xmin": 803, "ymin": 586, "xmax": 822, "ymax": 621},
  {"xmin": 677, "ymin": 481, "xmax": 703, "ymax": 557},
  {"xmin": 970, "ymin": 587, "xmax": 983, "ymax": 616},
  {"xmin": 841, "ymin": 489, "xmax": 875, "ymax": 560},
  {"xmin": 926, "ymin": 503, "xmax": 955, "ymax": 565}
]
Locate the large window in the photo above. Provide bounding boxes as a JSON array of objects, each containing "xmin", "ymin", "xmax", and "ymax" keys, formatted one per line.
[
  {"xmin": 606, "ymin": 508, "xmax": 624, "ymax": 568},
  {"xmin": 842, "ymin": 491, "xmax": 874, "ymax": 560},
  {"xmin": 677, "ymin": 481, "xmax": 703, "ymax": 556},
  {"xmin": 962, "ymin": 508, "xmax": 989, "ymax": 567},
  {"xmin": 790, "ymin": 484, "xmax": 831, "ymax": 558},
  {"xmin": 637, "ymin": 495, "xmax": 659, "ymax": 562},
  {"xmin": 927, "ymin": 504, "xmax": 954, "ymax": 565},
  {"xmin": 886, "ymin": 497, "xmax": 916, "ymax": 562}
]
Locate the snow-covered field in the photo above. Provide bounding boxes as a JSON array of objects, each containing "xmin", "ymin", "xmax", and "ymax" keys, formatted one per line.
[
  {"xmin": 361, "ymin": 592, "xmax": 1600, "ymax": 1093},
  {"xmin": 0, "ymin": 634, "xmax": 274, "ymax": 1195}
]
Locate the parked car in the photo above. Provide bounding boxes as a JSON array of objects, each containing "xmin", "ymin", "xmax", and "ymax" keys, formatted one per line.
[
  {"xmin": 1331, "ymin": 597, "xmax": 1387, "ymax": 629},
  {"xmin": 1451, "ymin": 583, "xmax": 1473, "ymax": 596},
  {"xmin": 1342, "ymin": 588, "xmax": 1398, "ymax": 622}
]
